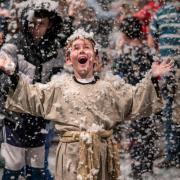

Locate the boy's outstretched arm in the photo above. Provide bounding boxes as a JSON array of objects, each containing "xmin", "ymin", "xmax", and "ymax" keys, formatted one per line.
[
  {"xmin": 118, "ymin": 60, "xmax": 173, "ymax": 121},
  {"xmin": 0, "ymin": 56, "xmax": 55, "ymax": 120}
]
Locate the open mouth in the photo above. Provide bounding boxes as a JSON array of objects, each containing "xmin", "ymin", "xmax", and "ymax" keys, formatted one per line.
[{"xmin": 78, "ymin": 57, "xmax": 88, "ymax": 64}]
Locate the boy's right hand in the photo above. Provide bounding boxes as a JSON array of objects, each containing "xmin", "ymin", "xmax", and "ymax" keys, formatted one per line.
[{"xmin": 0, "ymin": 56, "xmax": 16, "ymax": 75}]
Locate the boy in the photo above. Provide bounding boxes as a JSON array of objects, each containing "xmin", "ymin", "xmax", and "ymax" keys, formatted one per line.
[{"xmin": 0, "ymin": 29, "xmax": 172, "ymax": 180}]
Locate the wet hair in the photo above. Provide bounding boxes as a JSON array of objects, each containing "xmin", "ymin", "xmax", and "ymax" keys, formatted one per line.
[
  {"xmin": 120, "ymin": 16, "xmax": 143, "ymax": 40},
  {"xmin": 34, "ymin": 9, "xmax": 56, "ymax": 20}
]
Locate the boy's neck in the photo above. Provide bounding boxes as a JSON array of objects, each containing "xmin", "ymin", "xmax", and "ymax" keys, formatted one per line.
[
  {"xmin": 74, "ymin": 70, "xmax": 94, "ymax": 80},
  {"xmin": 76, "ymin": 76, "xmax": 95, "ymax": 84}
]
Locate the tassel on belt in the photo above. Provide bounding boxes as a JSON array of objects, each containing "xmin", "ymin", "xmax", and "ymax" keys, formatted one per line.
[{"xmin": 59, "ymin": 130, "xmax": 120, "ymax": 180}]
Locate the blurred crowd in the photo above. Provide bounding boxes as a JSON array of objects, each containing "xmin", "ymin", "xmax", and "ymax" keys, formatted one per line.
[{"xmin": 0, "ymin": 0, "xmax": 179, "ymax": 179}]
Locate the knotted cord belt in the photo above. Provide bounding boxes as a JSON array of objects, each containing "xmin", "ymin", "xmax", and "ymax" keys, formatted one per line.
[{"xmin": 59, "ymin": 130, "xmax": 120, "ymax": 180}]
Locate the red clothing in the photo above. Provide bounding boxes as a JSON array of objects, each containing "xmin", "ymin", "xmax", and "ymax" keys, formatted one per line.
[{"xmin": 134, "ymin": 1, "xmax": 161, "ymax": 38}]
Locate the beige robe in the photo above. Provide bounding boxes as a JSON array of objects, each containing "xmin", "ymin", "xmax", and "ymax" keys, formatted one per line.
[{"xmin": 6, "ymin": 73, "xmax": 162, "ymax": 180}]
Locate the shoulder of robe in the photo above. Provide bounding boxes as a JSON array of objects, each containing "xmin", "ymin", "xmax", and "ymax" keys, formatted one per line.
[{"xmin": 101, "ymin": 71, "xmax": 132, "ymax": 91}]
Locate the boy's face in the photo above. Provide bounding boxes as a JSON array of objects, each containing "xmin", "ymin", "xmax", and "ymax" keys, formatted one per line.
[
  {"xmin": 67, "ymin": 38, "xmax": 98, "ymax": 79},
  {"xmin": 29, "ymin": 17, "xmax": 51, "ymax": 40}
]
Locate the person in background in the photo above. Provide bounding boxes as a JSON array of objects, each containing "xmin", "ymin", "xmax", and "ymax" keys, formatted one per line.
[
  {"xmin": 0, "ymin": 28, "xmax": 172, "ymax": 180},
  {"xmin": 0, "ymin": 0, "xmax": 12, "ymax": 46},
  {"xmin": 112, "ymin": 16, "xmax": 160, "ymax": 179},
  {"xmin": 134, "ymin": 0, "xmax": 163, "ymax": 39},
  {"xmin": 0, "ymin": 0, "xmax": 14, "ymax": 170},
  {"xmin": 0, "ymin": 0, "xmax": 72, "ymax": 179},
  {"xmin": 108, "ymin": 1, "xmax": 133, "ymax": 58},
  {"xmin": 66, "ymin": 0, "xmax": 115, "ymax": 49},
  {"xmin": 148, "ymin": 0, "xmax": 180, "ymax": 168}
]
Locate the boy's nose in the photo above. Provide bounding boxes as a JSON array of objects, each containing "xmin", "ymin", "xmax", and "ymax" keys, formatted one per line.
[
  {"xmin": 34, "ymin": 24, "xmax": 40, "ymax": 30},
  {"xmin": 79, "ymin": 47, "xmax": 85, "ymax": 53}
]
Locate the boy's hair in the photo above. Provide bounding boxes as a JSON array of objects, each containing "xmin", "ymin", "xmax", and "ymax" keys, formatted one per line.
[
  {"xmin": 65, "ymin": 29, "xmax": 99, "ymax": 58},
  {"xmin": 120, "ymin": 16, "xmax": 143, "ymax": 40}
]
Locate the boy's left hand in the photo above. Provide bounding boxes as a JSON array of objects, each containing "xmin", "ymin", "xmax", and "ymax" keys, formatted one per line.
[
  {"xmin": 0, "ymin": 9, "xmax": 11, "ymax": 18},
  {"xmin": 151, "ymin": 59, "xmax": 174, "ymax": 78},
  {"xmin": 0, "ymin": 56, "xmax": 16, "ymax": 75}
]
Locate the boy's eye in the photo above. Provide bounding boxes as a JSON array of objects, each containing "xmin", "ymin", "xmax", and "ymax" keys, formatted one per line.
[
  {"xmin": 72, "ymin": 45, "xmax": 91, "ymax": 50},
  {"xmin": 73, "ymin": 46, "xmax": 80, "ymax": 50}
]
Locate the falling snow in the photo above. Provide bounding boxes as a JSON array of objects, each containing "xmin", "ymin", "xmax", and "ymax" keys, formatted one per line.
[{"xmin": 0, "ymin": 0, "xmax": 179, "ymax": 179}]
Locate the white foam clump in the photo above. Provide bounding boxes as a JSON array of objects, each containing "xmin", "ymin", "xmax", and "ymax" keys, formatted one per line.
[
  {"xmin": 16, "ymin": 0, "xmax": 59, "ymax": 21},
  {"xmin": 87, "ymin": 123, "xmax": 104, "ymax": 132},
  {"xmin": 32, "ymin": 0, "xmax": 58, "ymax": 10},
  {"xmin": 80, "ymin": 132, "xmax": 92, "ymax": 144},
  {"xmin": 67, "ymin": 29, "xmax": 95, "ymax": 43},
  {"xmin": 40, "ymin": 128, "xmax": 48, "ymax": 134},
  {"xmin": 67, "ymin": 28, "xmax": 100, "ymax": 51},
  {"xmin": 4, "ymin": 61, "xmax": 16, "ymax": 75},
  {"xmin": 77, "ymin": 174, "xmax": 83, "ymax": 180},
  {"xmin": 90, "ymin": 168, "xmax": 99, "ymax": 176}
]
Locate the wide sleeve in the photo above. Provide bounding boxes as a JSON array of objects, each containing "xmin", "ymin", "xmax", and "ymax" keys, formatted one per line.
[
  {"xmin": 127, "ymin": 74, "xmax": 163, "ymax": 120},
  {"xmin": 111, "ymin": 73, "xmax": 163, "ymax": 121},
  {"xmin": 5, "ymin": 76, "xmax": 57, "ymax": 119}
]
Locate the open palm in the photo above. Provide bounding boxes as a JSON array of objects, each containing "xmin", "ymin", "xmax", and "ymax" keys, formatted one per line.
[
  {"xmin": 151, "ymin": 60, "xmax": 173, "ymax": 77},
  {"xmin": 0, "ymin": 57, "xmax": 15, "ymax": 75}
]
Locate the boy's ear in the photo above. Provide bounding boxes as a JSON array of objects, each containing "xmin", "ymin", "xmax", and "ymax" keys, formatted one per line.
[
  {"xmin": 94, "ymin": 53, "xmax": 100, "ymax": 64},
  {"xmin": 66, "ymin": 57, "xmax": 72, "ymax": 65},
  {"xmin": 94, "ymin": 54, "xmax": 102, "ymax": 73}
]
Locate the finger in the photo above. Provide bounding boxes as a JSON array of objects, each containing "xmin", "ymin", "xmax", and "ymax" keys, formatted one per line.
[
  {"xmin": 153, "ymin": 61, "xmax": 160, "ymax": 65},
  {"xmin": 169, "ymin": 59, "xmax": 174, "ymax": 66},
  {"xmin": 161, "ymin": 59, "xmax": 169, "ymax": 65},
  {"xmin": 154, "ymin": 57, "xmax": 161, "ymax": 64},
  {"xmin": 152, "ymin": 62, "xmax": 159, "ymax": 68},
  {"xmin": 162, "ymin": 58, "xmax": 172, "ymax": 65},
  {"xmin": 0, "ymin": 58, "xmax": 6, "ymax": 68}
]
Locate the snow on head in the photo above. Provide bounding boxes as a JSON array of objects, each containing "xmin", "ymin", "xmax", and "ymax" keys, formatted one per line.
[
  {"xmin": 16, "ymin": 0, "xmax": 59, "ymax": 22},
  {"xmin": 30, "ymin": 0, "xmax": 58, "ymax": 12},
  {"xmin": 66, "ymin": 28, "xmax": 100, "ymax": 54},
  {"xmin": 67, "ymin": 28, "xmax": 95, "ymax": 44}
]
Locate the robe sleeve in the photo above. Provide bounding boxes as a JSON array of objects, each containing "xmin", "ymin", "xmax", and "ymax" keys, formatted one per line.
[
  {"xmin": 112, "ymin": 73, "xmax": 163, "ymax": 121},
  {"xmin": 5, "ymin": 76, "xmax": 57, "ymax": 119}
]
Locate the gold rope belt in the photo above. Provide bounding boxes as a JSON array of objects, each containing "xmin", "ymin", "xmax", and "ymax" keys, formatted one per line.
[{"xmin": 59, "ymin": 130, "xmax": 120, "ymax": 180}]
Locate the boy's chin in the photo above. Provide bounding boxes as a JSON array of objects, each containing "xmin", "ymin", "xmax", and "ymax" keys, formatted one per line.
[{"xmin": 76, "ymin": 69, "xmax": 91, "ymax": 79}]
